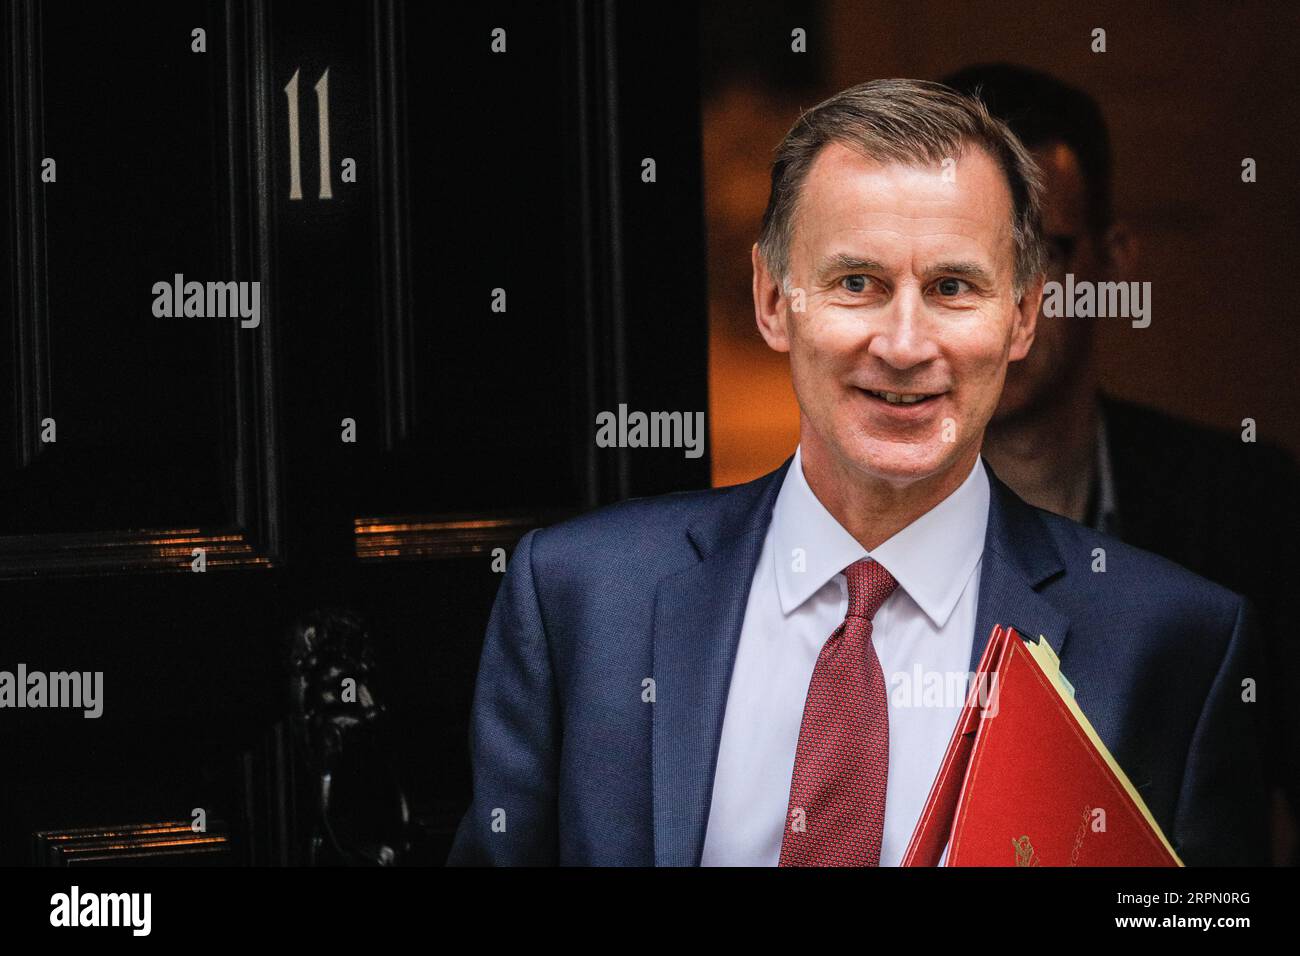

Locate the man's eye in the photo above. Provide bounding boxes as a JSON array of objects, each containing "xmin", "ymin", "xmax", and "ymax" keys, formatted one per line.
[
  {"xmin": 842, "ymin": 275, "xmax": 872, "ymax": 293},
  {"xmin": 934, "ymin": 277, "xmax": 970, "ymax": 297}
]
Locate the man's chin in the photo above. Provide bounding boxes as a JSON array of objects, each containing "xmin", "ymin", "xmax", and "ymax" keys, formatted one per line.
[{"xmin": 839, "ymin": 441, "xmax": 955, "ymax": 489}]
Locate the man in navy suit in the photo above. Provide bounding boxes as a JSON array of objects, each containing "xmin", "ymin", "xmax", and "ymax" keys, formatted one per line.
[{"xmin": 448, "ymin": 79, "xmax": 1268, "ymax": 866}]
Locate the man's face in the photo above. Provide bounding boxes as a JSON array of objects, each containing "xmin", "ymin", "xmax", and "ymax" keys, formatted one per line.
[
  {"xmin": 755, "ymin": 141, "xmax": 1040, "ymax": 488},
  {"xmin": 994, "ymin": 141, "xmax": 1103, "ymax": 421}
]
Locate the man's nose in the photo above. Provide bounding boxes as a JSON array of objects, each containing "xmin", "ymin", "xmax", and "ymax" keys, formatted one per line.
[{"xmin": 865, "ymin": 285, "xmax": 940, "ymax": 370}]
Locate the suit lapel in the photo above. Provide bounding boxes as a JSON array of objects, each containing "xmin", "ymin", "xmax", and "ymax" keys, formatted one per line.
[
  {"xmin": 969, "ymin": 461, "xmax": 1071, "ymax": 673},
  {"xmin": 651, "ymin": 458, "xmax": 789, "ymax": 866}
]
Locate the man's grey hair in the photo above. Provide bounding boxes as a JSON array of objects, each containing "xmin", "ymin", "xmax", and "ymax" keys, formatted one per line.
[{"xmin": 757, "ymin": 78, "xmax": 1046, "ymax": 299}]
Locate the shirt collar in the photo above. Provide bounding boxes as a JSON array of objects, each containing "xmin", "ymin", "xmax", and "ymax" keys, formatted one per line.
[{"xmin": 772, "ymin": 446, "xmax": 990, "ymax": 629}]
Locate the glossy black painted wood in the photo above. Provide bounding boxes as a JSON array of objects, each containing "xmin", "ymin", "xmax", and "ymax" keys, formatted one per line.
[{"xmin": 0, "ymin": 0, "xmax": 709, "ymax": 865}]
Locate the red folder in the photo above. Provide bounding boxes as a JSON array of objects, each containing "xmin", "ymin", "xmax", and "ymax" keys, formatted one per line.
[{"xmin": 902, "ymin": 624, "xmax": 1181, "ymax": 866}]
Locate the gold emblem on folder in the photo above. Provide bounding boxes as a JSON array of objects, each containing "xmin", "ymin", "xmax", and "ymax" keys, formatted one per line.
[{"xmin": 1012, "ymin": 835, "xmax": 1040, "ymax": 867}]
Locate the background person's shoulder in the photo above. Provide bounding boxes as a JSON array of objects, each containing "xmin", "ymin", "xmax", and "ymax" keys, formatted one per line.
[
  {"xmin": 1103, "ymin": 392, "xmax": 1299, "ymax": 482},
  {"xmin": 1100, "ymin": 392, "xmax": 1300, "ymax": 591}
]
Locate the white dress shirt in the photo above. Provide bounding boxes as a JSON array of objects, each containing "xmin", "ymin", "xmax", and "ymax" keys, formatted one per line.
[{"xmin": 701, "ymin": 445, "xmax": 990, "ymax": 866}]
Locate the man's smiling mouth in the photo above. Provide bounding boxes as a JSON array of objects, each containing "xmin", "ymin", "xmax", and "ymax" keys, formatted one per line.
[{"xmin": 860, "ymin": 388, "xmax": 943, "ymax": 406}]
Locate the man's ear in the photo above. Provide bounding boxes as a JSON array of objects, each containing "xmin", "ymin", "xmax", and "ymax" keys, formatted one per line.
[
  {"xmin": 1009, "ymin": 273, "xmax": 1044, "ymax": 362},
  {"xmin": 1104, "ymin": 221, "xmax": 1138, "ymax": 280},
  {"xmin": 752, "ymin": 243, "xmax": 790, "ymax": 353}
]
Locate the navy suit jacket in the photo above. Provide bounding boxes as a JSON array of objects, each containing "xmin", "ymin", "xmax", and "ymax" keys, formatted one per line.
[{"xmin": 447, "ymin": 457, "xmax": 1269, "ymax": 866}]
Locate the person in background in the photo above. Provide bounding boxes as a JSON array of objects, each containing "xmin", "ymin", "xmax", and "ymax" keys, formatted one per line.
[{"xmin": 945, "ymin": 63, "xmax": 1300, "ymax": 864}]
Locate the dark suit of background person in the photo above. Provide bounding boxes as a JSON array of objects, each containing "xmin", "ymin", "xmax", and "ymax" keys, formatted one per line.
[
  {"xmin": 944, "ymin": 64, "xmax": 1300, "ymax": 864},
  {"xmin": 445, "ymin": 456, "xmax": 1267, "ymax": 866}
]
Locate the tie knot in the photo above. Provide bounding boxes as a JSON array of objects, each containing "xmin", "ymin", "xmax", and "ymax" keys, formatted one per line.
[{"xmin": 843, "ymin": 558, "xmax": 898, "ymax": 620}]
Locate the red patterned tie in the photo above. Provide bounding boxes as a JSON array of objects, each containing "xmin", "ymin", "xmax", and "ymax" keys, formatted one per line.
[{"xmin": 779, "ymin": 558, "xmax": 898, "ymax": 866}]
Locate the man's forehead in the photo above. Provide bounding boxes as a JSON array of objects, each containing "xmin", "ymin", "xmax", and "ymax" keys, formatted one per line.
[
  {"xmin": 796, "ymin": 142, "xmax": 1015, "ymax": 268},
  {"xmin": 802, "ymin": 142, "xmax": 1012, "ymax": 225}
]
